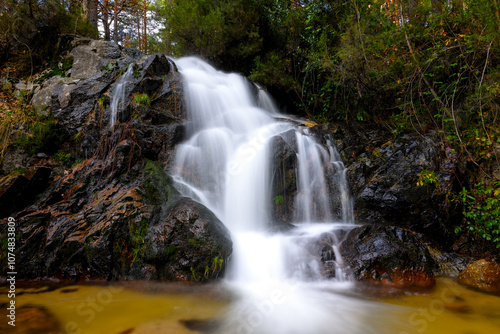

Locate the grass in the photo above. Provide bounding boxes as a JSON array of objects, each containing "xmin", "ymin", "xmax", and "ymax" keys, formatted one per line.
[{"xmin": 133, "ymin": 93, "xmax": 150, "ymax": 106}]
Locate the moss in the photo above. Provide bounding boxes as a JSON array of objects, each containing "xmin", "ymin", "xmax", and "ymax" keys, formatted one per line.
[
  {"xmin": 138, "ymin": 160, "xmax": 179, "ymax": 205},
  {"xmin": 188, "ymin": 237, "xmax": 202, "ymax": 248},
  {"xmin": 34, "ymin": 55, "xmax": 74, "ymax": 84},
  {"xmin": 130, "ymin": 217, "xmax": 149, "ymax": 262}
]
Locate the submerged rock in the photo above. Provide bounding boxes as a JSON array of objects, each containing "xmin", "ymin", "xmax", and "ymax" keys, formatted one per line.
[
  {"xmin": 340, "ymin": 225, "xmax": 437, "ymax": 288},
  {"xmin": 0, "ymin": 306, "xmax": 62, "ymax": 334},
  {"xmin": 458, "ymin": 259, "xmax": 500, "ymax": 294}
]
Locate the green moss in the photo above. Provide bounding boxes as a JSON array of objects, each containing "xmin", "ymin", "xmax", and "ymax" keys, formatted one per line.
[
  {"xmin": 165, "ymin": 246, "xmax": 177, "ymax": 257},
  {"xmin": 138, "ymin": 160, "xmax": 179, "ymax": 205},
  {"xmin": 204, "ymin": 255, "xmax": 224, "ymax": 279},
  {"xmin": 188, "ymin": 237, "xmax": 201, "ymax": 248},
  {"xmin": 12, "ymin": 110, "xmax": 65, "ymax": 155},
  {"xmin": 130, "ymin": 217, "xmax": 149, "ymax": 262},
  {"xmin": 134, "ymin": 93, "xmax": 150, "ymax": 106},
  {"xmin": 274, "ymin": 194, "xmax": 284, "ymax": 206},
  {"xmin": 35, "ymin": 55, "xmax": 74, "ymax": 83}
]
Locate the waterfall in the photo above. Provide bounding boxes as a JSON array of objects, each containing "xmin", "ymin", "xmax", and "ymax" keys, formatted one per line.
[
  {"xmin": 110, "ymin": 64, "xmax": 134, "ymax": 126},
  {"xmin": 170, "ymin": 57, "xmax": 389, "ymax": 334}
]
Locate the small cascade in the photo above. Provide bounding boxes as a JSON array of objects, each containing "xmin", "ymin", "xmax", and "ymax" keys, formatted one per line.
[
  {"xmin": 171, "ymin": 57, "xmax": 364, "ymax": 333},
  {"xmin": 110, "ymin": 64, "xmax": 134, "ymax": 126}
]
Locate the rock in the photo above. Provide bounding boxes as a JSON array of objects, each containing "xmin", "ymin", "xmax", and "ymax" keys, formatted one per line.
[
  {"xmin": 345, "ymin": 131, "xmax": 463, "ymax": 246},
  {"xmin": 31, "ymin": 76, "xmax": 78, "ymax": 116},
  {"xmin": 458, "ymin": 259, "xmax": 500, "ymax": 294},
  {"xmin": 144, "ymin": 197, "xmax": 232, "ymax": 282},
  {"xmin": 428, "ymin": 247, "xmax": 475, "ymax": 277},
  {"xmin": 0, "ymin": 132, "xmax": 232, "ymax": 281},
  {"xmin": 70, "ymin": 39, "xmax": 142, "ymax": 80},
  {"xmin": 269, "ymin": 130, "xmax": 298, "ymax": 224},
  {"xmin": 0, "ymin": 306, "xmax": 62, "ymax": 334},
  {"xmin": 0, "ymin": 77, "xmax": 12, "ymax": 89},
  {"xmin": 0, "ymin": 166, "xmax": 52, "ymax": 218},
  {"xmin": 340, "ymin": 225, "xmax": 437, "ymax": 288}
]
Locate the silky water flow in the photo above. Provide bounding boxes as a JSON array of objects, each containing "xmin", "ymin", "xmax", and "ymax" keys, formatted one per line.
[{"xmin": 170, "ymin": 57, "xmax": 400, "ymax": 334}]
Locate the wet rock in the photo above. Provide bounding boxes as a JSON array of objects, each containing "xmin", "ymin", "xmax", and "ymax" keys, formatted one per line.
[
  {"xmin": 345, "ymin": 131, "xmax": 463, "ymax": 246},
  {"xmin": 340, "ymin": 225, "xmax": 437, "ymax": 288},
  {"xmin": 144, "ymin": 197, "xmax": 232, "ymax": 282},
  {"xmin": 0, "ymin": 306, "xmax": 62, "ymax": 334},
  {"xmin": 270, "ymin": 130, "xmax": 298, "ymax": 224},
  {"xmin": 428, "ymin": 247, "xmax": 475, "ymax": 277},
  {"xmin": 0, "ymin": 166, "xmax": 51, "ymax": 218},
  {"xmin": 458, "ymin": 259, "xmax": 500, "ymax": 294},
  {"xmin": 0, "ymin": 132, "xmax": 232, "ymax": 281}
]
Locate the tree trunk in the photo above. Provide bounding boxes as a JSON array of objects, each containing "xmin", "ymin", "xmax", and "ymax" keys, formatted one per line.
[
  {"xmin": 143, "ymin": 0, "xmax": 148, "ymax": 54},
  {"xmin": 83, "ymin": 0, "xmax": 98, "ymax": 31},
  {"xmin": 137, "ymin": 13, "xmax": 142, "ymax": 51},
  {"xmin": 494, "ymin": 0, "xmax": 500, "ymax": 31},
  {"xmin": 113, "ymin": 0, "xmax": 119, "ymax": 43},
  {"xmin": 103, "ymin": 6, "xmax": 110, "ymax": 41}
]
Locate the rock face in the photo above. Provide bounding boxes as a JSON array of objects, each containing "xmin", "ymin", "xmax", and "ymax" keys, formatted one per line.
[
  {"xmin": 0, "ymin": 37, "xmax": 231, "ymax": 282},
  {"xmin": 1, "ymin": 129, "xmax": 231, "ymax": 281},
  {"xmin": 458, "ymin": 259, "xmax": 500, "ymax": 294},
  {"xmin": 0, "ymin": 166, "xmax": 51, "ymax": 217},
  {"xmin": 331, "ymin": 124, "xmax": 463, "ymax": 248},
  {"xmin": 340, "ymin": 225, "xmax": 437, "ymax": 288}
]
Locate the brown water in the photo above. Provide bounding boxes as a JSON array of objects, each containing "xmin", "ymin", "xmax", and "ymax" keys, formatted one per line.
[{"xmin": 1, "ymin": 278, "xmax": 499, "ymax": 334}]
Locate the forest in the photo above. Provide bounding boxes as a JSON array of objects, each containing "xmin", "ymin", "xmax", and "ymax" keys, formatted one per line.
[{"xmin": 1, "ymin": 0, "xmax": 500, "ymax": 251}]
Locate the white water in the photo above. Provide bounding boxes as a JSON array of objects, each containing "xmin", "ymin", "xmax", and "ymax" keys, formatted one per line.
[
  {"xmin": 110, "ymin": 64, "xmax": 134, "ymax": 126},
  {"xmin": 171, "ymin": 57, "xmax": 394, "ymax": 333}
]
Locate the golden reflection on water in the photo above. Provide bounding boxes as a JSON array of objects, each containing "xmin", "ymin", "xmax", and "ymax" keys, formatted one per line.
[
  {"xmin": 382, "ymin": 278, "xmax": 500, "ymax": 334},
  {"xmin": 1, "ymin": 278, "xmax": 499, "ymax": 334}
]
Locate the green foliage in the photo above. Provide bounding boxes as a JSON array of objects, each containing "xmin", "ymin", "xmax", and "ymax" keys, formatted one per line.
[
  {"xmin": 457, "ymin": 181, "xmax": 500, "ymax": 248},
  {"xmin": 35, "ymin": 56, "xmax": 74, "ymax": 84},
  {"xmin": 188, "ymin": 237, "xmax": 201, "ymax": 248},
  {"xmin": 130, "ymin": 218, "xmax": 150, "ymax": 262},
  {"xmin": 134, "ymin": 93, "xmax": 151, "ymax": 106},
  {"xmin": 74, "ymin": 132, "xmax": 82, "ymax": 142},
  {"xmin": 162, "ymin": 0, "xmax": 263, "ymax": 70},
  {"xmin": 204, "ymin": 255, "xmax": 224, "ymax": 279},
  {"xmin": 0, "ymin": 0, "xmax": 97, "ymax": 78},
  {"xmin": 52, "ymin": 150, "xmax": 75, "ymax": 168},
  {"xmin": 190, "ymin": 266, "xmax": 200, "ymax": 281},
  {"xmin": 0, "ymin": 104, "xmax": 64, "ymax": 162},
  {"xmin": 416, "ymin": 170, "xmax": 440, "ymax": 189},
  {"xmin": 274, "ymin": 194, "xmax": 284, "ymax": 206},
  {"xmin": 11, "ymin": 167, "xmax": 27, "ymax": 176},
  {"xmin": 13, "ymin": 110, "xmax": 63, "ymax": 155}
]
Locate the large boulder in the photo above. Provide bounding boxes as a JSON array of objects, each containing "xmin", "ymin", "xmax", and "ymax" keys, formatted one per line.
[
  {"xmin": 340, "ymin": 225, "xmax": 437, "ymax": 288},
  {"xmin": 458, "ymin": 259, "xmax": 500, "ymax": 294},
  {"xmin": 334, "ymin": 126, "xmax": 463, "ymax": 247},
  {"xmin": 70, "ymin": 38, "xmax": 142, "ymax": 80},
  {"xmin": 144, "ymin": 197, "xmax": 232, "ymax": 281}
]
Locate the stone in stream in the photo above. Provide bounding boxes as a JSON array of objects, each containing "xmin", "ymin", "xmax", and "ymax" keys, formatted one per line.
[
  {"xmin": 340, "ymin": 225, "xmax": 437, "ymax": 288},
  {"xmin": 458, "ymin": 259, "xmax": 500, "ymax": 294}
]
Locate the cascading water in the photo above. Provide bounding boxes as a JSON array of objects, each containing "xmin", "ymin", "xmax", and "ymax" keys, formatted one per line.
[
  {"xmin": 171, "ymin": 57, "xmax": 394, "ymax": 334},
  {"xmin": 110, "ymin": 64, "xmax": 134, "ymax": 126}
]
